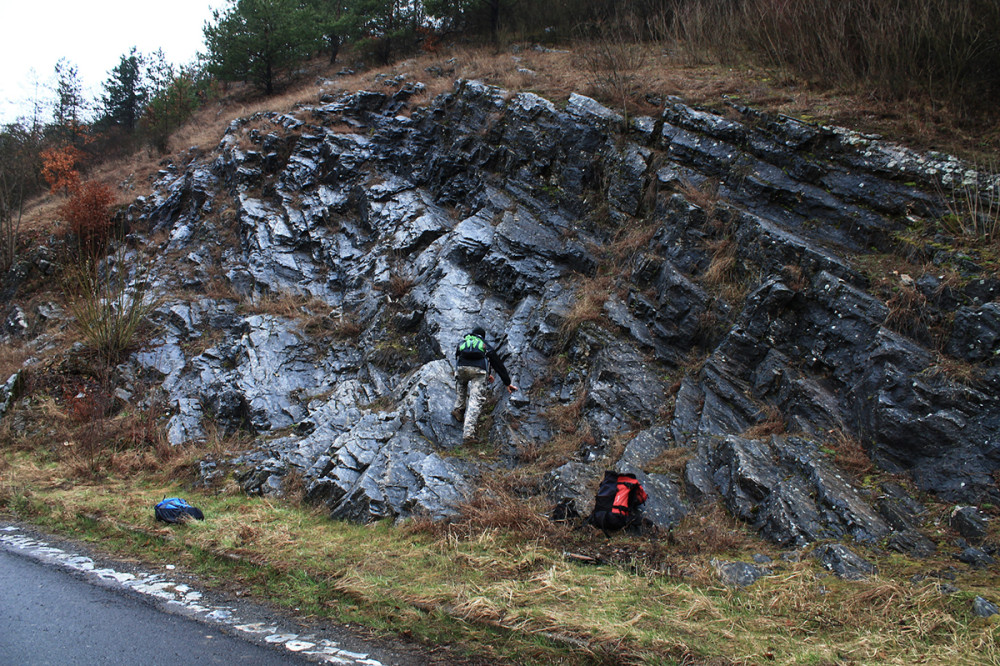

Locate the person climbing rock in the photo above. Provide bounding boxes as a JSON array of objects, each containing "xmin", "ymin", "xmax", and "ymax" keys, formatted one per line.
[{"xmin": 452, "ymin": 326, "xmax": 517, "ymax": 443}]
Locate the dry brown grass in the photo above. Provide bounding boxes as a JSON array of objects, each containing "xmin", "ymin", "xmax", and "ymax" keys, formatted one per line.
[
  {"xmin": 18, "ymin": 193, "xmax": 67, "ymax": 240},
  {"xmin": 608, "ymin": 219, "xmax": 659, "ymax": 265},
  {"xmin": 741, "ymin": 404, "xmax": 786, "ymax": 439},
  {"xmin": 559, "ymin": 275, "xmax": 614, "ymax": 341},
  {"xmin": 669, "ymin": 501, "xmax": 768, "ymax": 558},
  {"xmin": 239, "ymin": 290, "xmax": 328, "ymax": 321},
  {"xmin": 408, "ymin": 472, "xmax": 553, "ymax": 541},
  {"xmin": 328, "ymin": 317, "xmax": 363, "ymax": 340},
  {"xmin": 679, "ymin": 178, "xmax": 722, "ymax": 218},
  {"xmin": 520, "ymin": 388, "xmax": 594, "ymax": 468},
  {"xmin": 922, "ymin": 353, "xmax": 984, "ymax": 388},
  {"xmin": 781, "ymin": 264, "xmax": 808, "ymax": 292},
  {"xmin": 384, "ymin": 272, "xmax": 416, "ymax": 300},
  {"xmin": 702, "ymin": 237, "xmax": 750, "ymax": 306},
  {"xmin": 854, "ymin": 250, "xmax": 969, "ymax": 350},
  {"xmin": 86, "ymin": 151, "xmax": 165, "ymax": 201},
  {"xmin": 0, "ymin": 343, "xmax": 30, "ymax": 381},
  {"xmin": 574, "ymin": 17, "xmax": 649, "ymax": 117},
  {"xmin": 884, "ymin": 279, "xmax": 932, "ymax": 336},
  {"xmin": 0, "ymin": 377, "xmax": 184, "ymax": 483},
  {"xmin": 647, "ymin": 445, "xmax": 694, "ymax": 476},
  {"xmin": 827, "ymin": 428, "xmax": 875, "ymax": 479}
]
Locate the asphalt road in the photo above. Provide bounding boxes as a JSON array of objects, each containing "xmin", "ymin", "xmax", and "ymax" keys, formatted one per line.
[
  {"xmin": 0, "ymin": 546, "xmax": 310, "ymax": 665},
  {"xmin": 0, "ymin": 523, "xmax": 438, "ymax": 666}
]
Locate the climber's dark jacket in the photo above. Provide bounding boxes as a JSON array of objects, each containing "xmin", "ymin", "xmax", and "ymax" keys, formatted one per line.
[{"xmin": 455, "ymin": 334, "xmax": 512, "ymax": 386}]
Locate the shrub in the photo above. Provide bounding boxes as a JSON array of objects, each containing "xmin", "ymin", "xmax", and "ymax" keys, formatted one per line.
[
  {"xmin": 40, "ymin": 145, "xmax": 82, "ymax": 196},
  {"xmin": 59, "ymin": 181, "xmax": 116, "ymax": 258},
  {"xmin": 65, "ymin": 245, "xmax": 158, "ymax": 366},
  {"xmin": 658, "ymin": 0, "xmax": 1000, "ymax": 113},
  {"xmin": 940, "ymin": 161, "xmax": 1000, "ymax": 243}
]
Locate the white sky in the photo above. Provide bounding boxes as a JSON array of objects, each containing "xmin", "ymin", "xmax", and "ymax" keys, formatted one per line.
[{"xmin": 0, "ymin": 0, "xmax": 229, "ymax": 124}]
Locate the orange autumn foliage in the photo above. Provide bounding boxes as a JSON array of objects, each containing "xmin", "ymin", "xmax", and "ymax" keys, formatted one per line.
[
  {"xmin": 40, "ymin": 145, "xmax": 83, "ymax": 196},
  {"xmin": 59, "ymin": 181, "xmax": 116, "ymax": 257}
]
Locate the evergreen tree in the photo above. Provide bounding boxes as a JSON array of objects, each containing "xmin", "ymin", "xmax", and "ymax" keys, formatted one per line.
[
  {"xmin": 142, "ymin": 64, "xmax": 209, "ymax": 152},
  {"xmin": 203, "ymin": 0, "xmax": 322, "ymax": 95},
  {"xmin": 305, "ymin": 0, "xmax": 358, "ymax": 64},
  {"xmin": 425, "ymin": 0, "xmax": 505, "ymax": 39},
  {"xmin": 99, "ymin": 48, "xmax": 149, "ymax": 132},
  {"xmin": 353, "ymin": 0, "xmax": 420, "ymax": 63},
  {"xmin": 51, "ymin": 59, "xmax": 86, "ymax": 140}
]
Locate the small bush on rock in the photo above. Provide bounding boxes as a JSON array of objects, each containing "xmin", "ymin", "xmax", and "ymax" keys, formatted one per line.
[{"xmin": 59, "ymin": 181, "xmax": 116, "ymax": 258}]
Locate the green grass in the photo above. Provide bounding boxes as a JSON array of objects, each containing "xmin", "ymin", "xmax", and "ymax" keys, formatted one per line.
[{"xmin": 2, "ymin": 444, "xmax": 999, "ymax": 665}]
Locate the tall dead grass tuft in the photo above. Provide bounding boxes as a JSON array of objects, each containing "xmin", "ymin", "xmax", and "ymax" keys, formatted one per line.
[
  {"xmin": 384, "ymin": 273, "xmax": 416, "ymax": 300},
  {"xmin": 827, "ymin": 428, "xmax": 874, "ymax": 478},
  {"xmin": 923, "ymin": 354, "xmax": 983, "ymax": 388},
  {"xmin": 679, "ymin": 178, "xmax": 721, "ymax": 219},
  {"xmin": 741, "ymin": 404, "xmax": 786, "ymax": 439},
  {"xmin": 411, "ymin": 474, "xmax": 552, "ymax": 541},
  {"xmin": 239, "ymin": 290, "xmax": 353, "ymax": 340},
  {"xmin": 559, "ymin": 275, "xmax": 613, "ymax": 342},
  {"xmin": 670, "ymin": 501, "xmax": 765, "ymax": 557},
  {"xmin": 609, "ymin": 219, "xmax": 659, "ymax": 265},
  {"xmin": 65, "ymin": 243, "xmax": 160, "ymax": 367},
  {"xmin": 647, "ymin": 446, "xmax": 694, "ymax": 476},
  {"xmin": 883, "ymin": 278, "xmax": 932, "ymax": 340},
  {"xmin": 940, "ymin": 161, "xmax": 1000, "ymax": 244},
  {"xmin": 702, "ymin": 237, "xmax": 749, "ymax": 306}
]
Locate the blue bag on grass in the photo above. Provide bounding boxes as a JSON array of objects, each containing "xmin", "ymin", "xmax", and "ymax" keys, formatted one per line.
[{"xmin": 154, "ymin": 497, "xmax": 205, "ymax": 523}]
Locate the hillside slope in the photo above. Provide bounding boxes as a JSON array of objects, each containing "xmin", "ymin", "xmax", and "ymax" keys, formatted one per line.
[{"xmin": 10, "ymin": 77, "xmax": 990, "ymax": 545}]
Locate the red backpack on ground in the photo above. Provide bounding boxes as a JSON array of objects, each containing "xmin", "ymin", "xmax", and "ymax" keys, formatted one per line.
[{"xmin": 587, "ymin": 471, "xmax": 648, "ymax": 533}]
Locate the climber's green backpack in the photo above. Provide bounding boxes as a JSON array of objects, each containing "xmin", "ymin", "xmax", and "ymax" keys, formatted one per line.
[{"xmin": 458, "ymin": 334, "xmax": 486, "ymax": 360}]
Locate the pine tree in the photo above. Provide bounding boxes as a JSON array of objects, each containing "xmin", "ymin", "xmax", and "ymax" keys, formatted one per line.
[
  {"xmin": 52, "ymin": 59, "xmax": 86, "ymax": 140},
  {"xmin": 203, "ymin": 0, "xmax": 322, "ymax": 95},
  {"xmin": 99, "ymin": 48, "xmax": 149, "ymax": 132}
]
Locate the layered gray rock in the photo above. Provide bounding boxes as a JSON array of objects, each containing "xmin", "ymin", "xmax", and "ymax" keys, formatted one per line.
[{"xmin": 59, "ymin": 77, "xmax": 997, "ymax": 543}]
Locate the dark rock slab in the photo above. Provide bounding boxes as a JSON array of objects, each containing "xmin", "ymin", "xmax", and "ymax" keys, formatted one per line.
[
  {"xmin": 950, "ymin": 506, "xmax": 989, "ymax": 541},
  {"xmin": 713, "ymin": 559, "xmax": 768, "ymax": 587},
  {"xmin": 108, "ymin": 75, "xmax": 1000, "ymax": 532},
  {"xmin": 705, "ymin": 435, "xmax": 890, "ymax": 547},
  {"xmin": 955, "ymin": 547, "xmax": 995, "ymax": 568},
  {"xmin": 813, "ymin": 544, "xmax": 877, "ymax": 580},
  {"xmin": 973, "ymin": 596, "xmax": 1000, "ymax": 618}
]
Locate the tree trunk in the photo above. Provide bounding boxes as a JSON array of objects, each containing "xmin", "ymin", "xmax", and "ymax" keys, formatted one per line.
[
  {"xmin": 328, "ymin": 34, "xmax": 341, "ymax": 64},
  {"xmin": 489, "ymin": 0, "xmax": 500, "ymax": 40}
]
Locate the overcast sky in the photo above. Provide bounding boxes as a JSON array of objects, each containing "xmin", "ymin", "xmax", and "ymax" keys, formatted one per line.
[{"xmin": 0, "ymin": 0, "xmax": 229, "ymax": 124}]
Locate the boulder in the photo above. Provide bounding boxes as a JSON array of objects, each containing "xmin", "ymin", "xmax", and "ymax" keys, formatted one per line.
[
  {"xmin": 973, "ymin": 596, "xmax": 1000, "ymax": 618},
  {"xmin": 812, "ymin": 544, "xmax": 877, "ymax": 580},
  {"xmin": 712, "ymin": 559, "xmax": 768, "ymax": 587},
  {"xmin": 950, "ymin": 506, "xmax": 989, "ymax": 541}
]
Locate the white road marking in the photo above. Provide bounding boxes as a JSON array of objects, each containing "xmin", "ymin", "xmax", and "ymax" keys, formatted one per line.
[{"xmin": 0, "ymin": 525, "xmax": 384, "ymax": 665}]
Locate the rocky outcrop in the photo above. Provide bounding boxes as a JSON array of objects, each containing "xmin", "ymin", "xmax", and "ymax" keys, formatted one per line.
[{"xmin": 31, "ymin": 78, "xmax": 996, "ymax": 547}]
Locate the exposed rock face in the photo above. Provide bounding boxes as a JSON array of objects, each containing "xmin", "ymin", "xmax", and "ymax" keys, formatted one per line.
[{"xmin": 34, "ymin": 79, "xmax": 998, "ymax": 545}]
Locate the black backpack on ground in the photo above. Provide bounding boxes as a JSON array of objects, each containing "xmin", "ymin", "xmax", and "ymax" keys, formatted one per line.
[{"xmin": 587, "ymin": 471, "xmax": 648, "ymax": 533}]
